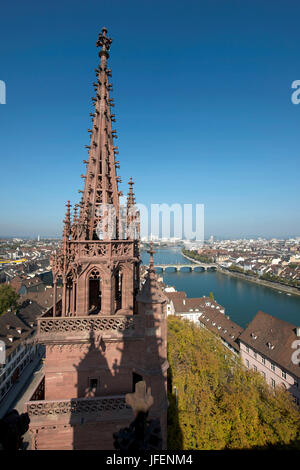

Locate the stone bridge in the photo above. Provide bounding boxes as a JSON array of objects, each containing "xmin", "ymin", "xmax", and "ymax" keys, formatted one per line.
[{"xmin": 150, "ymin": 263, "xmax": 217, "ymax": 272}]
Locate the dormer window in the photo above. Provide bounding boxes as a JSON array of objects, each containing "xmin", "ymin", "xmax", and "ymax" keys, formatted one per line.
[
  {"xmin": 17, "ymin": 328, "xmax": 22, "ymax": 334},
  {"xmin": 212, "ymin": 322, "xmax": 216, "ymax": 326},
  {"xmin": 251, "ymin": 332, "xmax": 257, "ymax": 339}
]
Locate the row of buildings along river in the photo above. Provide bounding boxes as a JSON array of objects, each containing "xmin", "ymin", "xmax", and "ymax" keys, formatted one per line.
[{"xmin": 141, "ymin": 246, "xmax": 300, "ymax": 407}]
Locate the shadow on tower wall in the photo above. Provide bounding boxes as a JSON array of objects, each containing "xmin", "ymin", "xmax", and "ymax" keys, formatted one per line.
[
  {"xmin": 167, "ymin": 365, "xmax": 183, "ymax": 450},
  {"xmin": 68, "ymin": 305, "xmax": 169, "ymax": 450}
]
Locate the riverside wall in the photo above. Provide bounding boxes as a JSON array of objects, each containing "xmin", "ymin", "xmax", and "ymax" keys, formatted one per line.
[{"xmin": 181, "ymin": 252, "xmax": 300, "ymax": 297}]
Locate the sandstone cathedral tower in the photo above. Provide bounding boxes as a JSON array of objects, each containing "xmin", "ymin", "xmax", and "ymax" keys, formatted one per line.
[{"xmin": 25, "ymin": 28, "xmax": 168, "ymax": 450}]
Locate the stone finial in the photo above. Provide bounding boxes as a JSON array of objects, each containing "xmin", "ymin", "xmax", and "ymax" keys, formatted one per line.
[
  {"xmin": 63, "ymin": 201, "xmax": 71, "ymax": 238},
  {"xmin": 125, "ymin": 381, "xmax": 154, "ymax": 415},
  {"xmin": 96, "ymin": 27, "xmax": 113, "ymax": 53},
  {"xmin": 147, "ymin": 241, "xmax": 156, "ymax": 272},
  {"xmin": 73, "ymin": 205, "xmax": 78, "ymax": 224},
  {"xmin": 127, "ymin": 177, "xmax": 136, "ymax": 207}
]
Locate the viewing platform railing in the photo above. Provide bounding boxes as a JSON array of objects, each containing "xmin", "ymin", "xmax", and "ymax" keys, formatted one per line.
[
  {"xmin": 25, "ymin": 392, "xmax": 132, "ymax": 424},
  {"xmin": 37, "ymin": 314, "xmax": 142, "ymax": 343}
]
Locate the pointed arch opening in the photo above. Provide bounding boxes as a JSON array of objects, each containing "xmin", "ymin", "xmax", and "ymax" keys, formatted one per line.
[
  {"xmin": 88, "ymin": 268, "xmax": 102, "ymax": 314},
  {"xmin": 114, "ymin": 267, "xmax": 123, "ymax": 312}
]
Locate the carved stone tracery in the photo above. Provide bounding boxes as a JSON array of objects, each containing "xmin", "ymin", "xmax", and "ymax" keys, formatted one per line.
[
  {"xmin": 27, "ymin": 396, "xmax": 130, "ymax": 418},
  {"xmin": 39, "ymin": 315, "xmax": 134, "ymax": 334}
]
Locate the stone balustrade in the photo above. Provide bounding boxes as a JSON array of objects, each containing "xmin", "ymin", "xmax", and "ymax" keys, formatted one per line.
[
  {"xmin": 25, "ymin": 393, "xmax": 132, "ymax": 424},
  {"xmin": 37, "ymin": 314, "xmax": 141, "ymax": 343},
  {"xmin": 30, "ymin": 375, "xmax": 45, "ymax": 401}
]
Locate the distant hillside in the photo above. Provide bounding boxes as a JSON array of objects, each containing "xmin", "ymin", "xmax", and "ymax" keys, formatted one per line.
[{"xmin": 167, "ymin": 315, "xmax": 300, "ymax": 450}]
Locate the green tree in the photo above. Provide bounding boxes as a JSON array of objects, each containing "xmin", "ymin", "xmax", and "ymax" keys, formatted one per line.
[
  {"xmin": 182, "ymin": 249, "xmax": 214, "ymax": 264},
  {"xmin": 0, "ymin": 284, "xmax": 19, "ymax": 316},
  {"xmin": 167, "ymin": 316, "xmax": 300, "ymax": 450},
  {"xmin": 228, "ymin": 264, "xmax": 244, "ymax": 273}
]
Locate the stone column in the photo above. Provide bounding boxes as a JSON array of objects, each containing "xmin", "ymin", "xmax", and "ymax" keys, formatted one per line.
[
  {"xmin": 62, "ymin": 279, "xmax": 67, "ymax": 317},
  {"xmin": 102, "ymin": 272, "xmax": 113, "ymax": 315},
  {"xmin": 122, "ymin": 264, "xmax": 134, "ymax": 313},
  {"xmin": 71, "ymin": 279, "xmax": 76, "ymax": 316},
  {"xmin": 53, "ymin": 279, "xmax": 57, "ymax": 317}
]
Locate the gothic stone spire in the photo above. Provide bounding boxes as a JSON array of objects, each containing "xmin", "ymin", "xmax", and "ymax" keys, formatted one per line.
[
  {"xmin": 51, "ymin": 28, "xmax": 141, "ymax": 318},
  {"xmin": 79, "ymin": 27, "xmax": 121, "ymax": 240}
]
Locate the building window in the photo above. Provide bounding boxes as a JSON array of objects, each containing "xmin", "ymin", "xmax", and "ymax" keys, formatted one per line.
[
  {"xmin": 245, "ymin": 360, "xmax": 249, "ymax": 369},
  {"xmin": 261, "ymin": 371, "xmax": 266, "ymax": 379},
  {"xmin": 282, "ymin": 370, "xmax": 286, "ymax": 380},
  {"xmin": 261, "ymin": 357, "xmax": 265, "ymax": 365},
  {"xmin": 88, "ymin": 378, "xmax": 98, "ymax": 393},
  {"xmin": 271, "ymin": 379, "xmax": 276, "ymax": 389},
  {"xmin": 271, "ymin": 363, "xmax": 275, "ymax": 372},
  {"xmin": 115, "ymin": 268, "xmax": 123, "ymax": 312},
  {"xmin": 253, "ymin": 352, "xmax": 257, "ymax": 359},
  {"xmin": 253, "ymin": 365, "xmax": 257, "ymax": 372},
  {"xmin": 246, "ymin": 346, "xmax": 249, "ymax": 353},
  {"xmin": 88, "ymin": 269, "xmax": 102, "ymax": 313}
]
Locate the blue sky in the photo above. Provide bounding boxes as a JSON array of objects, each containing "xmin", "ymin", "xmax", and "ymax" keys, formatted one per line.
[{"xmin": 0, "ymin": 0, "xmax": 300, "ymax": 239}]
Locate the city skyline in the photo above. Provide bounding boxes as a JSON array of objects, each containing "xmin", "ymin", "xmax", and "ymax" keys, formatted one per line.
[{"xmin": 1, "ymin": 1, "xmax": 300, "ymax": 238}]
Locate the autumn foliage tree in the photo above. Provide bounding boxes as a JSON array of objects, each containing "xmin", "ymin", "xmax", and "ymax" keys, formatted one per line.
[
  {"xmin": 167, "ymin": 315, "xmax": 300, "ymax": 450},
  {"xmin": 0, "ymin": 284, "xmax": 19, "ymax": 316}
]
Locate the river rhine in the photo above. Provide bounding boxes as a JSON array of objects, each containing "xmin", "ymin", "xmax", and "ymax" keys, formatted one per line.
[{"xmin": 141, "ymin": 246, "xmax": 300, "ymax": 328}]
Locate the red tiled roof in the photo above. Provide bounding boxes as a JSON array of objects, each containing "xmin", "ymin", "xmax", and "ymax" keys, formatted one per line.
[
  {"xmin": 239, "ymin": 311, "xmax": 300, "ymax": 378},
  {"xmin": 199, "ymin": 309, "xmax": 243, "ymax": 352}
]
